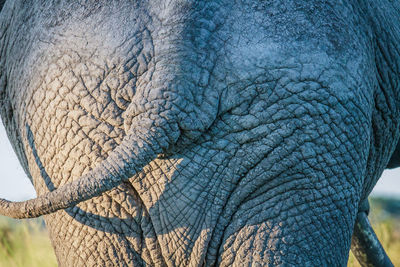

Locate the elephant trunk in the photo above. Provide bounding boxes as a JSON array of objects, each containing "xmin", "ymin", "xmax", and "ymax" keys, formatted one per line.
[
  {"xmin": 351, "ymin": 201, "xmax": 394, "ymax": 267},
  {"xmin": 0, "ymin": 116, "xmax": 180, "ymax": 219}
]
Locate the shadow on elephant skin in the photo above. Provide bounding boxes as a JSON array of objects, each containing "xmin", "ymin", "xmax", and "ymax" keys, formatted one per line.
[{"xmin": 26, "ymin": 124, "xmax": 148, "ymax": 237}]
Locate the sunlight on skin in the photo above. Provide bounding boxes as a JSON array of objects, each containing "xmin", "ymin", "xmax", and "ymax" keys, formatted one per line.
[{"xmin": 0, "ymin": 118, "xmax": 399, "ymax": 201}]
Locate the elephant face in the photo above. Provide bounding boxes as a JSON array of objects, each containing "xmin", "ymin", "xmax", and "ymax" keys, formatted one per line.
[{"xmin": 0, "ymin": 0, "xmax": 399, "ymax": 266}]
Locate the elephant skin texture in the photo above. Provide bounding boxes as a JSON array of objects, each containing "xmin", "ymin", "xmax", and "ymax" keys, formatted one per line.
[{"xmin": 0, "ymin": 0, "xmax": 400, "ymax": 266}]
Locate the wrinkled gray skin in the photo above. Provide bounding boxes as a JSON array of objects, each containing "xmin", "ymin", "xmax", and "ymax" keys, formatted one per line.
[{"xmin": 0, "ymin": 0, "xmax": 399, "ymax": 266}]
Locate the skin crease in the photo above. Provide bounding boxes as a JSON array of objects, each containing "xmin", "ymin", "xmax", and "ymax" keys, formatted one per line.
[{"xmin": 0, "ymin": 0, "xmax": 399, "ymax": 266}]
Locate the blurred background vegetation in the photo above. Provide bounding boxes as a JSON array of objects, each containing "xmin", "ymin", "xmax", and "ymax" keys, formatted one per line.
[
  {"xmin": 0, "ymin": 217, "xmax": 57, "ymax": 266},
  {"xmin": 0, "ymin": 197, "xmax": 398, "ymax": 266}
]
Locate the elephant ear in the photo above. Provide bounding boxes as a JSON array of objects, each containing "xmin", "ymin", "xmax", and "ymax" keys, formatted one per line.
[{"xmin": 386, "ymin": 139, "xmax": 400, "ymax": 169}]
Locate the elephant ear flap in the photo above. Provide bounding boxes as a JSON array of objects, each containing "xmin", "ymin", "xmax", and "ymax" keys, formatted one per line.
[{"xmin": 386, "ymin": 138, "xmax": 400, "ymax": 169}]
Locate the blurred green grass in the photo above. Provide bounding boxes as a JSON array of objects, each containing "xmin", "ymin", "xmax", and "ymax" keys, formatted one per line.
[
  {"xmin": 0, "ymin": 197, "xmax": 398, "ymax": 266},
  {"xmin": 0, "ymin": 217, "xmax": 57, "ymax": 267}
]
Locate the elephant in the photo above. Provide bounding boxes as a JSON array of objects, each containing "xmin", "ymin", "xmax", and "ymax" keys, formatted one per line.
[{"xmin": 0, "ymin": 0, "xmax": 398, "ymax": 266}]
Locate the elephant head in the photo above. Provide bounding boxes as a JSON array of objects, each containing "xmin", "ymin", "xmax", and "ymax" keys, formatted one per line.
[{"xmin": 0, "ymin": 0, "xmax": 398, "ymax": 266}]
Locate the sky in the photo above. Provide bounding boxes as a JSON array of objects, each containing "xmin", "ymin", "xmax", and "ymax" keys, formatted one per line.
[{"xmin": 0, "ymin": 118, "xmax": 399, "ymax": 201}]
